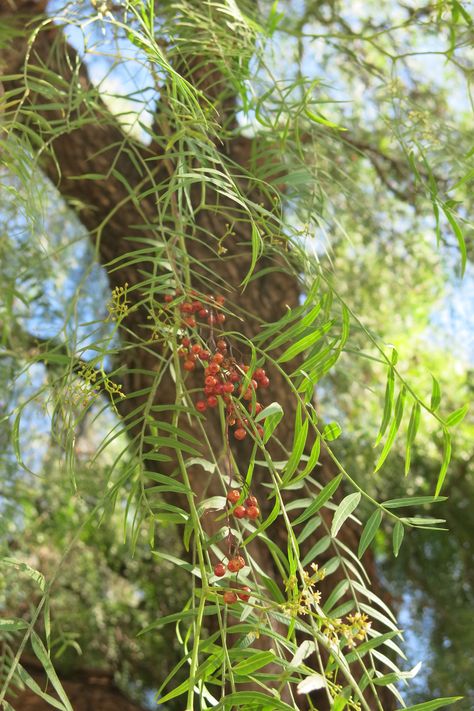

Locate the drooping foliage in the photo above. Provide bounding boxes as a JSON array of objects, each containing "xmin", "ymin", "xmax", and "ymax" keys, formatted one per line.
[{"xmin": 0, "ymin": 1, "xmax": 472, "ymax": 710}]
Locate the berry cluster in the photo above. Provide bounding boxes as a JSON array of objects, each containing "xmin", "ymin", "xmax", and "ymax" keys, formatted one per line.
[
  {"xmin": 163, "ymin": 289, "xmax": 272, "ymax": 607},
  {"xmin": 164, "ymin": 290, "xmax": 226, "ymax": 330},
  {"xmin": 164, "ymin": 289, "xmax": 272, "ymax": 441},
  {"xmin": 178, "ymin": 339, "xmax": 271, "ymax": 441},
  {"xmin": 211, "ymin": 489, "xmax": 261, "ymax": 605},
  {"xmin": 226, "ymin": 490, "xmax": 260, "ymax": 520}
]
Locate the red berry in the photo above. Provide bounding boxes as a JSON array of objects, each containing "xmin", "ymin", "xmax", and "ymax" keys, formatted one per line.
[
  {"xmin": 184, "ymin": 360, "xmax": 195, "ymax": 371},
  {"xmin": 238, "ymin": 586, "xmax": 251, "ymax": 602},
  {"xmin": 243, "ymin": 389, "xmax": 253, "ymax": 401},
  {"xmin": 207, "ymin": 363, "xmax": 220, "ymax": 375},
  {"xmin": 204, "ymin": 385, "xmax": 215, "ymax": 395},
  {"xmin": 178, "ymin": 348, "xmax": 188, "ymax": 358},
  {"xmin": 184, "ymin": 316, "xmax": 196, "ymax": 327},
  {"xmin": 205, "ymin": 375, "xmax": 218, "ymax": 387},
  {"xmin": 260, "ymin": 376, "xmax": 270, "ymax": 388},
  {"xmin": 191, "ymin": 343, "xmax": 201, "ymax": 354},
  {"xmin": 245, "ymin": 496, "xmax": 258, "ymax": 507},
  {"xmin": 164, "ymin": 294, "xmax": 173, "ymax": 303},
  {"xmin": 229, "ymin": 371, "xmax": 240, "ymax": 383},
  {"xmin": 246, "ymin": 505, "xmax": 260, "ymax": 520},
  {"xmin": 216, "ymin": 295, "xmax": 225, "ymax": 306},
  {"xmin": 227, "ymin": 490, "xmax": 241, "ymax": 504},
  {"xmin": 199, "ymin": 350, "xmax": 211, "ymax": 360},
  {"xmin": 254, "ymin": 402, "xmax": 263, "ymax": 415},
  {"xmin": 214, "ymin": 383, "xmax": 224, "ymax": 395},
  {"xmin": 234, "ymin": 428, "xmax": 246, "ymax": 440},
  {"xmin": 181, "ymin": 302, "xmax": 193, "ymax": 313},
  {"xmin": 233, "ymin": 505, "xmax": 246, "ymax": 519},
  {"xmin": 217, "ymin": 340, "xmax": 227, "ymax": 351},
  {"xmin": 182, "ymin": 337, "xmax": 191, "ymax": 347},
  {"xmin": 198, "ymin": 308, "xmax": 209, "ymax": 318},
  {"xmin": 223, "ymin": 382, "xmax": 234, "ymax": 393},
  {"xmin": 256, "ymin": 425, "xmax": 264, "ymax": 437},
  {"xmin": 192, "ymin": 300, "xmax": 201, "ymax": 311},
  {"xmin": 214, "ymin": 562, "xmax": 226, "ymax": 577},
  {"xmin": 212, "ymin": 352, "xmax": 224, "ymax": 364},
  {"xmin": 250, "ymin": 379, "xmax": 258, "ymax": 390},
  {"xmin": 207, "ymin": 395, "xmax": 218, "ymax": 407},
  {"xmin": 223, "ymin": 591, "xmax": 238, "ymax": 604},
  {"xmin": 227, "ymin": 556, "xmax": 245, "ymax": 572},
  {"xmin": 196, "ymin": 400, "xmax": 207, "ymax": 413},
  {"xmin": 254, "ymin": 368, "xmax": 266, "ymax": 380},
  {"xmin": 216, "ymin": 313, "xmax": 226, "ymax": 323}
]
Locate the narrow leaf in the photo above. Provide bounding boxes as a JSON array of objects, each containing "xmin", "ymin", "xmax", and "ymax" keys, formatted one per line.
[
  {"xmin": 358, "ymin": 509, "xmax": 383, "ymax": 558},
  {"xmin": 293, "ymin": 474, "xmax": 343, "ymax": 526},
  {"xmin": 430, "ymin": 375, "xmax": 441, "ymax": 412},
  {"xmin": 331, "ymin": 492, "xmax": 361, "ymax": 538},
  {"xmin": 392, "ymin": 521, "xmax": 404, "ymax": 557},
  {"xmin": 277, "ymin": 320, "xmax": 333, "ymax": 363},
  {"xmin": 322, "ymin": 422, "xmax": 342, "ymax": 441},
  {"xmin": 405, "ymin": 401, "xmax": 421, "ymax": 475},
  {"xmin": 375, "ymin": 368, "xmax": 394, "ymax": 446},
  {"xmin": 435, "ymin": 429, "xmax": 452, "ymax": 496},
  {"xmin": 445, "ymin": 404, "xmax": 469, "ymax": 427},
  {"xmin": 31, "ymin": 633, "xmax": 73, "ymax": 711},
  {"xmin": 374, "ymin": 386, "xmax": 406, "ymax": 472},
  {"xmin": 383, "ymin": 496, "xmax": 447, "ymax": 509},
  {"xmin": 403, "ymin": 698, "xmax": 463, "ymax": 711},
  {"xmin": 233, "ymin": 650, "xmax": 276, "ymax": 676}
]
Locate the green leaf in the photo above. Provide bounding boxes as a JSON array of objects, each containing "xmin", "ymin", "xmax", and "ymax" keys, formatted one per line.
[
  {"xmin": 233, "ymin": 650, "xmax": 276, "ymax": 675},
  {"xmin": 259, "ymin": 402, "xmax": 284, "ymax": 443},
  {"xmin": 277, "ymin": 320, "xmax": 333, "ymax": 363},
  {"xmin": 331, "ymin": 696, "xmax": 348, "ymax": 711},
  {"xmin": 322, "ymin": 579, "xmax": 349, "ymax": 614},
  {"xmin": 293, "ymin": 474, "xmax": 343, "ymax": 526},
  {"xmin": 331, "ymin": 492, "xmax": 361, "ymax": 538},
  {"xmin": 375, "ymin": 367, "xmax": 394, "ymax": 446},
  {"xmin": 305, "ymin": 107, "xmax": 346, "ymax": 131},
  {"xmin": 405, "ymin": 401, "xmax": 421, "ymax": 475},
  {"xmin": 403, "ymin": 698, "xmax": 463, "ymax": 711},
  {"xmin": 322, "ymin": 422, "xmax": 342, "ymax": 441},
  {"xmin": 213, "ymin": 692, "xmax": 296, "ymax": 710},
  {"xmin": 444, "ymin": 207, "xmax": 467, "ymax": 276},
  {"xmin": 31, "ymin": 632, "xmax": 73, "ymax": 711},
  {"xmin": 358, "ymin": 509, "xmax": 383, "ymax": 558},
  {"xmin": 374, "ymin": 386, "xmax": 406, "ymax": 472},
  {"xmin": 281, "ymin": 417, "xmax": 309, "ymax": 485},
  {"xmin": 0, "ymin": 618, "xmax": 28, "ymax": 632},
  {"xmin": 17, "ymin": 666, "xmax": 68, "ymax": 711},
  {"xmin": 392, "ymin": 521, "xmax": 404, "ymax": 557},
  {"xmin": 435, "ymin": 429, "xmax": 452, "ymax": 496},
  {"xmin": 255, "ymin": 401, "xmax": 283, "ymax": 423},
  {"xmin": 383, "ymin": 496, "xmax": 447, "ymax": 509},
  {"xmin": 430, "ymin": 375, "xmax": 441, "ymax": 412},
  {"xmin": 445, "ymin": 404, "xmax": 469, "ymax": 427},
  {"xmin": 267, "ymin": 301, "xmax": 322, "ymax": 351}
]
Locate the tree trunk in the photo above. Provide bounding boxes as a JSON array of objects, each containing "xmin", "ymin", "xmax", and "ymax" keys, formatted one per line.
[{"xmin": 0, "ymin": 3, "xmax": 394, "ymax": 709}]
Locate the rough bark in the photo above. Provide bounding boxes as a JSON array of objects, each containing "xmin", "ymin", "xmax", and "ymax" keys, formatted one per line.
[{"xmin": 0, "ymin": 2, "xmax": 394, "ymax": 709}]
